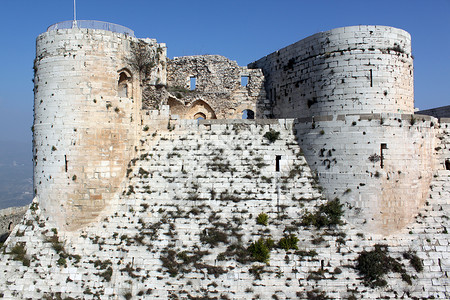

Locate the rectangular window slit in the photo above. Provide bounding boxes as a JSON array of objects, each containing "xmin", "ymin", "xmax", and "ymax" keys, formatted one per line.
[
  {"xmin": 240, "ymin": 75, "xmax": 249, "ymax": 87},
  {"xmin": 370, "ymin": 69, "xmax": 373, "ymax": 87},
  {"xmin": 380, "ymin": 143, "xmax": 387, "ymax": 168},
  {"xmin": 64, "ymin": 155, "xmax": 68, "ymax": 172},
  {"xmin": 190, "ymin": 77, "xmax": 196, "ymax": 91},
  {"xmin": 275, "ymin": 155, "xmax": 281, "ymax": 172}
]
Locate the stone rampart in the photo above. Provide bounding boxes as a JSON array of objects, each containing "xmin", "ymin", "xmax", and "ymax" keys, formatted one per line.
[
  {"xmin": 0, "ymin": 120, "xmax": 448, "ymax": 299},
  {"xmin": 249, "ymin": 25, "xmax": 414, "ymax": 118}
]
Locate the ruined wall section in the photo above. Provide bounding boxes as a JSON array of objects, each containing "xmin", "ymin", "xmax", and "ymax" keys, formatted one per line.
[
  {"xmin": 294, "ymin": 114, "xmax": 438, "ymax": 234},
  {"xmin": 249, "ymin": 26, "xmax": 413, "ymax": 118},
  {"xmin": 33, "ymin": 28, "xmax": 163, "ymax": 231},
  {"xmin": 0, "ymin": 205, "xmax": 27, "ymax": 238},
  {"xmin": 437, "ymin": 118, "xmax": 450, "ymax": 170},
  {"xmin": 166, "ymin": 55, "xmax": 268, "ymax": 119}
]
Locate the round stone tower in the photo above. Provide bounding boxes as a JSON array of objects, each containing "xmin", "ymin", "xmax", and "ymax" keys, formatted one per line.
[
  {"xmin": 251, "ymin": 26, "xmax": 437, "ymax": 234},
  {"xmin": 250, "ymin": 25, "xmax": 414, "ymax": 118},
  {"xmin": 33, "ymin": 21, "xmax": 161, "ymax": 231}
]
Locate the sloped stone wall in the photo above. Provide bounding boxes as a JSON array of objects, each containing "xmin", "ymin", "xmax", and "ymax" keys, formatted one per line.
[{"xmin": 0, "ymin": 120, "xmax": 448, "ymax": 299}]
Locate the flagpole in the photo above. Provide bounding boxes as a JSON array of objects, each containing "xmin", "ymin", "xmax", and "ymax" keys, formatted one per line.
[{"xmin": 73, "ymin": 0, "xmax": 77, "ymax": 28}]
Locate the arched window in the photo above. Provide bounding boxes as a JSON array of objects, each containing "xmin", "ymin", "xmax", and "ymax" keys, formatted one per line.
[
  {"xmin": 188, "ymin": 100, "xmax": 216, "ymax": 120},
  {"xmin": 194, "ymin": 112, "xmax": 206, "ymax": 120},
  {"xmin": 242, "ymin": 109, "xmax": 255, "ymax": 119},
  {"xmin": 118, "ymin": 69, "xmax": 132, "ymax": 98}
]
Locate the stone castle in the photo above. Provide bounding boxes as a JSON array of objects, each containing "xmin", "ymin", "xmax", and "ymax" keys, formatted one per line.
[{"xmin": 0, "ymin": 21, "xmax": 448, "ymax": 299}]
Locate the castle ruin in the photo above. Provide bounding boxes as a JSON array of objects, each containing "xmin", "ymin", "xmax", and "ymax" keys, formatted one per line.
[{"xmin": 0, "ymin": 21, "xmax": 448, "ymax": 299}]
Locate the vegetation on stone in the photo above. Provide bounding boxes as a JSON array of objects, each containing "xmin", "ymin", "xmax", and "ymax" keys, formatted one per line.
[{"xmin": 301, "ymin": 198, "xmax": 344, "ymax": 228}]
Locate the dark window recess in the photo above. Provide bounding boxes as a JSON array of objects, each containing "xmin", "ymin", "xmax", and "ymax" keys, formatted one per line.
[
  {"xmin": 64, "ymin": 155, "xmax": 68, "ymax": 172},
  {"xmin": 370, "ymin": 69, "xmax": 373, "ymax": 87},
  {"xmin": 242, "ymin": 109, "xmax": 255, "ymax": 119},
  {"xmin": 445, "ymin": 159, "xmax": 450, "ymax": 171},
  {"xmin": 276, "ymin": 155, "xmax": 281, "ymax": 172},
  {"xmin": 380, "ymin": 143, "xmax": 388, "ymax": 168}
]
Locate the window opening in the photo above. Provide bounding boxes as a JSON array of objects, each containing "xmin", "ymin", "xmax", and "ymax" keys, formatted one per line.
[
  {"xmin": 275, "ymin": 155, "xmax": 281, "ymax": 172},
  {"xmin": 240, "ymin": 75, "xmax": 249, "ymax": 87},
  {"xmin": 242, "ymin": 109, "xmax": 255, "ymax": 119},
  {"xmin": 445, "ymin": 159, "xmax": 450, "ymax": 171},
  {"xmin": 370, "ymin": 69, "xmax": 373, "ymax": 87},
  {"xmin": 64, "ymin": 155, "xmax": 68, "ymax": 172},
  {"xmin": 194, "ymin": 112, "xmax": 206, "ymax": 120},
  {"xmin": 380, "ymin": 143, "xmax": 387, "ymax": 168},
  {"xmin": 190, "ymin": 77, "xmax": 197, "ymax": 91},
  {"xmin": 118, "ymin": 72, "xmax": 129, "ymax": 97}
]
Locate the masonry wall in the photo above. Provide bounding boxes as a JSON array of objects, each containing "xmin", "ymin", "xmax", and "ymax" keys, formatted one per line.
[
  {"xmin": 249, "ymin": 25, "xmax": 414, "ymax": 118},
  {"xmin": 0, "ymin": 206, "xmax": 27, "ymax": 238},
  {"xmin": 294, "ymin": 113, "xmax": 439, "ymax": 234},
  {"xmin": 33, "ymin": 28, "xmax": 163, "ymax": 231},
  {"xmin": 166, "ymin": 55, "xmax": 268, "ymax": 119},
  {"xmin": 1, "ymin": 118, "xmax": 448, "ymax": 299}
]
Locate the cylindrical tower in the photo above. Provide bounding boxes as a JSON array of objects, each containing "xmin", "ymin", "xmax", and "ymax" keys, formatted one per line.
[
  {"xmin": 250, "ymin": 26, "xmax": 438, "ymax": 234},
  {"xmin": 250, "ymin": 25, "xmax": 414, "ymax": 118},
  {"xmin": 33, "ymin": 22, "xmax": 154, "ymax": 230}
]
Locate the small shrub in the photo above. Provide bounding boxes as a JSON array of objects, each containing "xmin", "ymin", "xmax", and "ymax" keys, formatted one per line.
[
  {"xmin": 278, "ymin": 234, "xmax": 299, "ymax": 251},
  {"xmin": 10, "ymin": 243, "xmax": 30, "ymax": 266},
  {"xmin": 143, "ymin": 125, "xmax": 149, "ymax": 131},
  {"xmin": 356, "ymin": 244, "xmax": 411, "ymax": 287},
  {"xmin": 256, "ymin": 213, "xmax": 268, "ymax": 226},
  {"xmin": 301, "ymin": 198, "xmax": 344, "ymax": 228},
  {"xmin": 248, "ymin": 237, "xmax": 274, "ymax": 263},
  {"xmin": 403, "ymin": 251, "xmax": 423, "ymax": 272},
  {"xmin": 200, "ymin": 228, "xmax": 228, "ymax": 247},
  {"xmin": 57, "ymin": 257, "xmax": 67, "ymax": 267},
  {"xmin": 263, "ymin": 129, "xmax": 280, "ymax": 143},
  {"xmin": 249, "ymin": 264, "xmax": 265, "ymax": 280}
]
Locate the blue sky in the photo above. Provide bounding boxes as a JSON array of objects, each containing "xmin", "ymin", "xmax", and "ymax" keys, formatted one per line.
[{"xmin": 0, "ymin": 0, "xmax": 449, "ymax": 146}]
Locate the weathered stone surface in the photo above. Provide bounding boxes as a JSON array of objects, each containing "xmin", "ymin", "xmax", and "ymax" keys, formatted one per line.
[
  {"xmin": 165, "ymin": 55, "xmax": 267, "ymax": 119},
  {"xmin": 0, "ymin": 23, "xmax": 449, "ymax": 299}
]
